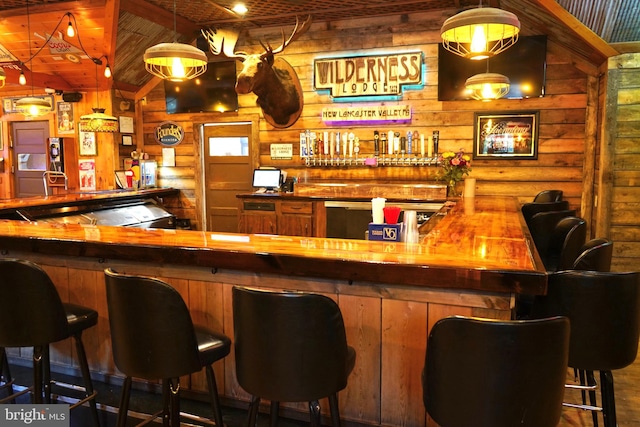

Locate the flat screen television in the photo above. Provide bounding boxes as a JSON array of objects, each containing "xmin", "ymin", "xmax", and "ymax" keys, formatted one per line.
[
  {"xmin": 252, "ymin": 169, "xmax": 282, "ymax": 191},
  {"xmin": 438, "ymin": 35, "xmax": 547, "ymax": 101},
  {"xmin": 164, "ymin": 60, "xmax": 238, "ymax": 114}
]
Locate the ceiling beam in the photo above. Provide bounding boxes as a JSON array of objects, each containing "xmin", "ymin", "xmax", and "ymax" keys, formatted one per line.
[
  {"xmin": 103, "ymin": 0, "xmax": 119, "ymax": 63},
  {"xmin": 533, "ymin": 0, "xmax": 619, "ymax": 58},
  {"xmin": 119, "ymin": 0, "xmax": 202, "ymax": 36}
]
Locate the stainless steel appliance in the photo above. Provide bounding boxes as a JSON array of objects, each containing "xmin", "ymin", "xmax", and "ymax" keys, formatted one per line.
[
  {"xmin": 324, "ymin": 200, "xmax": 443, "ymax": 240},
  {"xmin": 14, "ymin": 197, "xmax": 175, "ymax": 229}
]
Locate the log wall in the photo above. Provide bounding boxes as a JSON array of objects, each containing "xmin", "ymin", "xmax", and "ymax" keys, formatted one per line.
[
  {"xmin": 140, "ymin": 10, "xmax": 592, "ymax": 228},
  {"xmin": 600, "ymin": 54, "xmax": 640, "ymax": 271}
]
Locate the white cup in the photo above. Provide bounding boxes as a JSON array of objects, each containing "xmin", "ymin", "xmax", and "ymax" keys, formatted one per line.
[
  {"xmin": 464, "ymin": 178, "xmax": 476, "ymax": 198},
  {"xmin": 371, "ymin": 197, "xmax": 386, "ymax": 224}
]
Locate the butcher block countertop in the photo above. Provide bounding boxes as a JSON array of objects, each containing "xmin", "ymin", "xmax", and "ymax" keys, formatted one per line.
[{"xmin": 0, "ymin": 195, "xmax": 545, "ymax": 295}]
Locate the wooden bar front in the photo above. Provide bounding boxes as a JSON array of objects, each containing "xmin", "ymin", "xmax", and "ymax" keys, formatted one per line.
[{"xmin": 0, "ymin": 196, "xmax": 544, "ymax": 427}]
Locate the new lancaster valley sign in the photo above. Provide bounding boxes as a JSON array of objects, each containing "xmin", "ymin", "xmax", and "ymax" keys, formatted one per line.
[{"xmin": 314, "ymin": 51, "xmax": 423, "ymax": 98}]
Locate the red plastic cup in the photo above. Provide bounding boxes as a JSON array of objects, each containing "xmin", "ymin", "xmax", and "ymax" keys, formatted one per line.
[{"xmin": 383, "ymin": 206, "xmax": 402, "ymax": 224}]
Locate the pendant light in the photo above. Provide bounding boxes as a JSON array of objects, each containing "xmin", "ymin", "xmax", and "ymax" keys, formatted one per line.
[
  {"xmin": 143, "ymin": 0, "xmax": 207, "ymax": 81},
  {"xmin": 465, "ymin": 72, "xmax": 510, "ymax": 100},
  {"xmin": 441, "ymin": 1, "xmax": 520, "ymax": 60},
  {"xmin": 79, "ymin": 60, "xmax": 118, "ymax": 133},
  {"xmin": 16, "ymin": 0, "xmax": 52, "ymax": 117},
  {"xmin": 465, "ymin": 58, "xmax": 510, "ymax": 101}
]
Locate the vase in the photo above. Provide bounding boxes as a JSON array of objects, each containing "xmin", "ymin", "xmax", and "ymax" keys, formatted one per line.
[{"xmin": 447, "ymin": 180, "xmax": 463, "ymax": 197}]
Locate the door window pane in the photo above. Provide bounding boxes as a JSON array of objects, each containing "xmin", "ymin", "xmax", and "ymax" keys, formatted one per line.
[
  {"xmin": 17, "ymin": 153, "xmax": 47, "ymax": 171},
  {"xmin": 208, "ymin": 137, "xmax": 248, "ymax": 156}
]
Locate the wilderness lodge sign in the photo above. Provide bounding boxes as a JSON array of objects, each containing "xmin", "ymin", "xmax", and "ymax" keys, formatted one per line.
[{"xmin": 314, "ymin": 52, "xmax": 423, "ymax": 98}]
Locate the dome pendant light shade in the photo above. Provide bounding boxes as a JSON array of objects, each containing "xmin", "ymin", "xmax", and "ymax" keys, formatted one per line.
[
  {"xmin": 16, "ymin": 96, "xmax": 51, "ymax": 117},
  {"xmin": 143, "ymin": 42, "xmax": 208, "ymax": 81},
  {"xmin": 79, "ymin": 108, "xmax": 118, "ymax": 133},
  {"xmin": 465, "ymin": 72, "xmax": 511, "ymax": 100},
  {"xmin": 441, "ymin": 7, "xmax": 520, "ymax": 60}
]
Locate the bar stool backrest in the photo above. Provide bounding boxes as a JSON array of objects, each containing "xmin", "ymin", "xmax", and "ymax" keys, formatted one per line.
[
  {"xmin": 533, "ymin": 270, "xmax": 640, "ymax": 371},
  {"xmin": 521, "ymin": 200, "xmax": 570, "ymax": 228},
  {"xmin": 104, "ymin": 268, "xmax": 202, "ymax": 380},
  {"xmin": 423, "ymin": 315, "xmax": 570, "ymax": 427},
  {"xmin": 572, "ymin": 238, "xmax": 613, "ymax": 272},
  {"xmin": 232, "ymin": 286, "xmax": 352, "ymax": 402},
  {"xmin": 0, "ymin": 259, "xmax": 69, "ymax": 347},
  {"xmin": 533, "ymin": 190, "xmax": 564, "ymax": 203},
  {"xmin": 527, "ymin": 210, "xmax": 577, "ymax": 262},
  {"xmin": 549, "ymin": 216, "xmax": 587, "ymax": 271}
]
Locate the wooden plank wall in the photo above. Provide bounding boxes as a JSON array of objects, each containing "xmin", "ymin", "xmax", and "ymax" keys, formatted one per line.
[
  {"xmin": 140, "ymin": 10, "xmax": 592, "ymax": 228},
  {"xmin": 601, "ymin": 54, "xmax": 640, "ymax": 271}
]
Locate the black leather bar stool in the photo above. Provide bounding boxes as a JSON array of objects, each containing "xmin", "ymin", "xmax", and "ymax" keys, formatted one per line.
[
  {"xmin": 533, "ymin": 189, "xmax": 564, "ymax": 202},
  {"xmin": 0, "ymin": 347, "xmax": 15, "ymax": 402},
  {"xmin": 572, "ymin": 238, "xmax": 613, "ymax": 271},
  {"xmin": 570, "ymin": 238, "xmax": 614, "ymax": 425},
  {"xmin": 232, "ymin": 286, "xmax": 356, "ymax": 427},
  {"xmin": 423, "ymin": 315, "xmax": 570, "ymax": 427},
  {"xmin": 104, "ymin": 268, "xmax": 231, "ymax": 427},
  {"xmin": 546, "ymin": 216, "xmax": 587, "ymax": 271},
  {"xmin": 0, "ymin": 258, "xmax": 99, "ymax": 426},
  {"xmin": 521, "ymin": 200, "xmax": 570, "ymax": 228},
  {"xmin": 531, "ymin": 270, "xmax": 640, "ymax": 427}
]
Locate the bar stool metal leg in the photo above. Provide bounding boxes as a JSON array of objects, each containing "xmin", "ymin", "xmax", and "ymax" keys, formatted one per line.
[{"xmin": 600, "ymin": 370, "xmax": 616, "ymax": 427}]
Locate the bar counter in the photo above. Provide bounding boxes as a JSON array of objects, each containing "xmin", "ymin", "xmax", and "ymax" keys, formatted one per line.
[{"xmin": 0, "ymin": 195, "xmax": 543, "ymax": 427}]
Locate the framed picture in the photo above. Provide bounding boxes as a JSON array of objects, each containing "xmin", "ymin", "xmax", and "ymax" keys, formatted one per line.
[
  {"xmin": 473, "ymin": 111, "xmax": 539, "ymax": 160},
  {"xmin": 79, "ymin": 131, "xmax": 97, "ymax": 156},
  {"xmin": 122, "ymin": 135, "xmax": 133, "ymax": 146},
  {"xmin": 119, "ymin": 116, "xmax": 134, "ymax": 134},
  {"xmin": 57, "ymin": 101, "xmax": 75, "ymax": 135}
]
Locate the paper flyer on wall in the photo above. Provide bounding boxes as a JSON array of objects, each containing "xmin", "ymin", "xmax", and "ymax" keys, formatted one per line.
[{"xmin": 79, "ymin": 159, "xmax": 96, "ymax": 191}]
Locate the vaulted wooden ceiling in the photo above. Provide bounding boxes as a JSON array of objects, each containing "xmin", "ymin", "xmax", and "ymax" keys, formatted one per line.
[{"xmin": 0, "ymin": 0, "xmax": 636, "ymax": 95}]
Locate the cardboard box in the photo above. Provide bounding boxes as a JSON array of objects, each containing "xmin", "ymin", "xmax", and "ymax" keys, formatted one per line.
[{"xmin": 368, "ymin": 223, "xmax": 402, "ymax": 241}]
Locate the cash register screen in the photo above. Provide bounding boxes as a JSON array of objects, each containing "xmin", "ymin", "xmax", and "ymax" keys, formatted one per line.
[{"xmin": 252, "ymin": 169, "xmax": 281, "ymax": 190}]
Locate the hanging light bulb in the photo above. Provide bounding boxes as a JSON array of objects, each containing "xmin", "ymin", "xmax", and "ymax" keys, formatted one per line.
[
  {"xmin": 441, "ymin": 2, "xmax": 520, "ymax": 60},
  {"xmin": 104, "ymin": 63, "xmax": 112, "ymax": 79},
  {"xmin": 66, "ymin": 16, "xmax": 75, "ymax": 37},
  {"xmin": 19, "ymin": 69, "xmax": 26, "ymax": 85},
  {"xmin": 143, "ymin": 0, "xmax": 207, "ymax": 81},
  {"xmin": 17, "ymin": 0, "xmax": 51, "ymax": 117}
]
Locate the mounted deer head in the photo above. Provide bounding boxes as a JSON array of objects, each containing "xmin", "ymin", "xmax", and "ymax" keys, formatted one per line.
[{"xmin": 203, "ymin": 16, "xmax": 311, "ymax": 128}]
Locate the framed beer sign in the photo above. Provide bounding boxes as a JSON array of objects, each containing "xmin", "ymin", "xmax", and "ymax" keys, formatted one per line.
[{"xmin": 473, "ymin": 111, "xmax": 539, "ymax": 160}]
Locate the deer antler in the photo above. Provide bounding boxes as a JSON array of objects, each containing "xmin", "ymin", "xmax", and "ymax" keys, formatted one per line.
[
  {"xmin": 201, "ymin": 27, "xmax": 247, "ymax": 60},
  {"xmin": 271, "ymin": 15, "xmax": 312, "ymax": 55}
]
